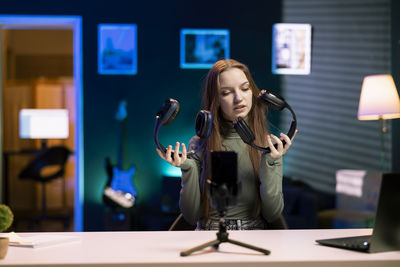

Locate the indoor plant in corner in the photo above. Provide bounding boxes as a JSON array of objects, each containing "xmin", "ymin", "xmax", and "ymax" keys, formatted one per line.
[{"xmin": 0, "ymin": 204, "xmax": 14, "ymax": 259}]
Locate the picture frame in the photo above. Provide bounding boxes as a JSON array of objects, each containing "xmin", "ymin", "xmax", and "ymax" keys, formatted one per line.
[
  {"xmin": 271, "ymin": 23, "xmax": 312, "ymax": 75},
  {"xmin": 180, "ymin": 29, "xmax": 230, "ymax": 69},
  {"xmin": 98, "ymin": 24, "xmax": 137, "ymax": 75}
]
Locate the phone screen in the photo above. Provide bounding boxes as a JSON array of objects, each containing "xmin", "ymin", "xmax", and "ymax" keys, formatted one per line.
[{"xmin": 211, "ymin": 151, "xmax": 237, "ymax": 184}]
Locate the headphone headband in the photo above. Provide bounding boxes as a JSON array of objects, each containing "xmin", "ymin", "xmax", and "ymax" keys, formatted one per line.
[
  {"xmin": 154, "ymin": 99, "xmax": 213, "ymax": 159},
  {"xmin": 234, "ymin": 90, "xmax": 297, "ymax": 153}
]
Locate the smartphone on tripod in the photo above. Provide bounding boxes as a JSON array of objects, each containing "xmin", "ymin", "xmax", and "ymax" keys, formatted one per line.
[
  {"xmin": 209, "ymin": 151, "xmax": 238, "ymax": 213},
  {"xmin": 181, "ymin": 151, "xmax": 270, "ymax": 256}
]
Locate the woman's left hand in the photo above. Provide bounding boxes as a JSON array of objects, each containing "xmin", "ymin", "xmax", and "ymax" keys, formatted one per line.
[{"xmin": 267, "ymin": 130, "xmax": 298, "ymax": 159}]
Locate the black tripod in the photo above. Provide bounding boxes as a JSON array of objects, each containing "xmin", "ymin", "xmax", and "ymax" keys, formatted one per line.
[{"xmin": 180, "ymin": 216, "xmax": 270, "ymax": 256}]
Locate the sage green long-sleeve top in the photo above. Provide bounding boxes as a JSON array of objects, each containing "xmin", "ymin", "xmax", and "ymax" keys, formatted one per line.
[{"xmin": 179, "ymin": 128, "xmax": 284, "ymax": 226}]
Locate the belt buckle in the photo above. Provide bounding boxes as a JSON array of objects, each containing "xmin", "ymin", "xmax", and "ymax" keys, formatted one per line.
[{"xmin": 237, "ymin": 219, "xmax": 242, "ymax": 230}]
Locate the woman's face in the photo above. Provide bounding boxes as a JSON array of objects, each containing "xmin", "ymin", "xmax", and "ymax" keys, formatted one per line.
[{"xmin": 218, "ymin": 68, "xmax": 253, "ymax": 121}]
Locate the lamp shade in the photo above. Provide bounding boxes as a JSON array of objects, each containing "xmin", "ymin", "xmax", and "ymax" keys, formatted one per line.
[
  {"xmin": 358, "ymin": 74, "xmax": 400, "ymax": 120},
  {"xmin": 19, "ymin": 109, "xmax": 69, "ymax": 139}
]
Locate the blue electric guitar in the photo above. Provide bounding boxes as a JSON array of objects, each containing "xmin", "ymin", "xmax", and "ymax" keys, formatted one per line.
[{"xmin": 103, "ymin": 100, "xmax": 137, "ymax": 208}]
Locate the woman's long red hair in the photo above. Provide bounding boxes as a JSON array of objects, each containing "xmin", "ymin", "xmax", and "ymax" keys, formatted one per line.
[{"xmin": 200, "ymin": 59, "xmax": 268, "ymax": 218}]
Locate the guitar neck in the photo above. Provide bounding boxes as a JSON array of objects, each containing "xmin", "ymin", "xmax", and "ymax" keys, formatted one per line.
[{"xmin": 117, "ymin": 120, "xmax": 124, "ymax": 169}]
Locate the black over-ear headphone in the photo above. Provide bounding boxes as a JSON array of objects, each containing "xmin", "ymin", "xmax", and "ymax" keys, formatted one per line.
[
  {"xmin": 233, "ymin": 90, "xmax": 297, "ymax": 153},
  {"xmin": 154, "ymin": 98, "xmax": 213, "ymax": 158}
]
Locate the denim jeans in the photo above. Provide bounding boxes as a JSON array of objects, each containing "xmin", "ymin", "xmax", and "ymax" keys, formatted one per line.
[{"xmin": 197, "ymin": 217, "xmax": 266, "ymax": 230}]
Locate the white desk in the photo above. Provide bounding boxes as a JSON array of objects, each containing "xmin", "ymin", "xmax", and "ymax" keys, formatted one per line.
[{"xmin": 1, "ymin": 229, "xmax": 400, "ymax": 266}]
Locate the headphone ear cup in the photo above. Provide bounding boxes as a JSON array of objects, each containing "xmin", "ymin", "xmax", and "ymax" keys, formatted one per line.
[
  {"xmin": 258, "ymin": 90, "xmax": 286, "ymax": 111},
  {"xmin": 233, "ymin": 117, "xmax": 255, "ymax": 145},
  {"xmin": 195, "ymin": 110, "xmax": 213, "ymax": 138},
  {"xmin": 157, "ymin": 99, "xmax": 180, "ymax": 126}
]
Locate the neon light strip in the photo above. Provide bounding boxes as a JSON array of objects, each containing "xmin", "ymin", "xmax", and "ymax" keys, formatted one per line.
[{"xmin": 0, "ymin": 15, "xmax": 84, "ymax": 231}]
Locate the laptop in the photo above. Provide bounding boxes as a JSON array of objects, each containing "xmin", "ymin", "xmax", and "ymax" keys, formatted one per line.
[{"xmin": 316, "ymin": 173, "xmax": 400, "ymax": 253}]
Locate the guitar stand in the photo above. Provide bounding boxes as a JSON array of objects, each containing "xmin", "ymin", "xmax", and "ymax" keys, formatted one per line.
[{"xmin": 180, "ymin": 217, "xmax": 270, "ymax": 256}]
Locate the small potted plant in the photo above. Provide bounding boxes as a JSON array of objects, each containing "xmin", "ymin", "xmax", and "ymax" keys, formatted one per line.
[{"xmin": 0, "ymin": 204, "xmax": 14, "ymax": 259}]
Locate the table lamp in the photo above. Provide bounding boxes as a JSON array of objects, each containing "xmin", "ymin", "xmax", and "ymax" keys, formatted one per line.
[
  {"xmin": 19, "ymin": 109, "xmax": 69, "ymax": 149},
  {"xmin": 357, "ymin": 74, "xmax": 400, "ymax": 171}
]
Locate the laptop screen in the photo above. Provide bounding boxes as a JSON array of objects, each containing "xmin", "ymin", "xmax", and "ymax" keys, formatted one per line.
[{"xmin": 370, "ymin": 173, "xmax": 400, "ymax": 253}]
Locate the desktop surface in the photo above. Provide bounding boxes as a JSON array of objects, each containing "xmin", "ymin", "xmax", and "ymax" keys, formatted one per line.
[{"xmin": 1, "ymin": 229, "xmax": 400, "ymax": 267}]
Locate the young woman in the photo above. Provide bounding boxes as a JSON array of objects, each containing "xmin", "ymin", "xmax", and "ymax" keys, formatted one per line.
[{"xmin": 157, "ymin": 59, "xmax": 297, "ymax": 230}]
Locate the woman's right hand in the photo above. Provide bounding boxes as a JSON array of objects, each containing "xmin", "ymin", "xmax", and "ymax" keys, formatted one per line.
[{"xmin": 156, "ymin": 142, "xmax": 187, "ymax": 167}]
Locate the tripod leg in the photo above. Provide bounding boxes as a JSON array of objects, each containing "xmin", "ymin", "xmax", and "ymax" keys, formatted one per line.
[
  {"xmin": 180, "ymin": 239, "xmax": 221, "ymax": 257},
  {"xmin": 227, "ymin": 238, "xmax": 270, "ymax": 255}
]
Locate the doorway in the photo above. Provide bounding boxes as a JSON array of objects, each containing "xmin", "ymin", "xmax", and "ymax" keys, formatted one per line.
[{"xmin": 0, "ymin": 15, "xmax": 83, "ymax": 231}]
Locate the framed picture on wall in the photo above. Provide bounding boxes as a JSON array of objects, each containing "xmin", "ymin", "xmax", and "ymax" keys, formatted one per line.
[
  {"xmin": 98, "ymin": 24, "xmax": 137, "ymax": 75},
  {"xmin": 180, "ymin": 29, "xmax": 230, "ymax": 69},
  {"xmin": 272, "ymin": 23, "xmax": 312, "ymax": 75}
]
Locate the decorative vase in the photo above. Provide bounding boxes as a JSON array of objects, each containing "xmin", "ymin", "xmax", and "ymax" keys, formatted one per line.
[{"xmin": 0, "ymin": 237, "xmax": 9, "ymax": 259}]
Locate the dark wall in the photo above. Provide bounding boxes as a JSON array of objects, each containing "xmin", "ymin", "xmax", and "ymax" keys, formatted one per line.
[
  {"xmin": 2, "ymin": 0, "xmax": 282, "ymax": 230},
  {"xmin": 278, "ymin": 0, "xmax": 394, "ymax": 193}
]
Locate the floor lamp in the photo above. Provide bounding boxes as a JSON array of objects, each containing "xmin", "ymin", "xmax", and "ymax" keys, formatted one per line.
[{"xmin": 357, "ymin": 74, "xmax": 400, "ymax": 172}]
